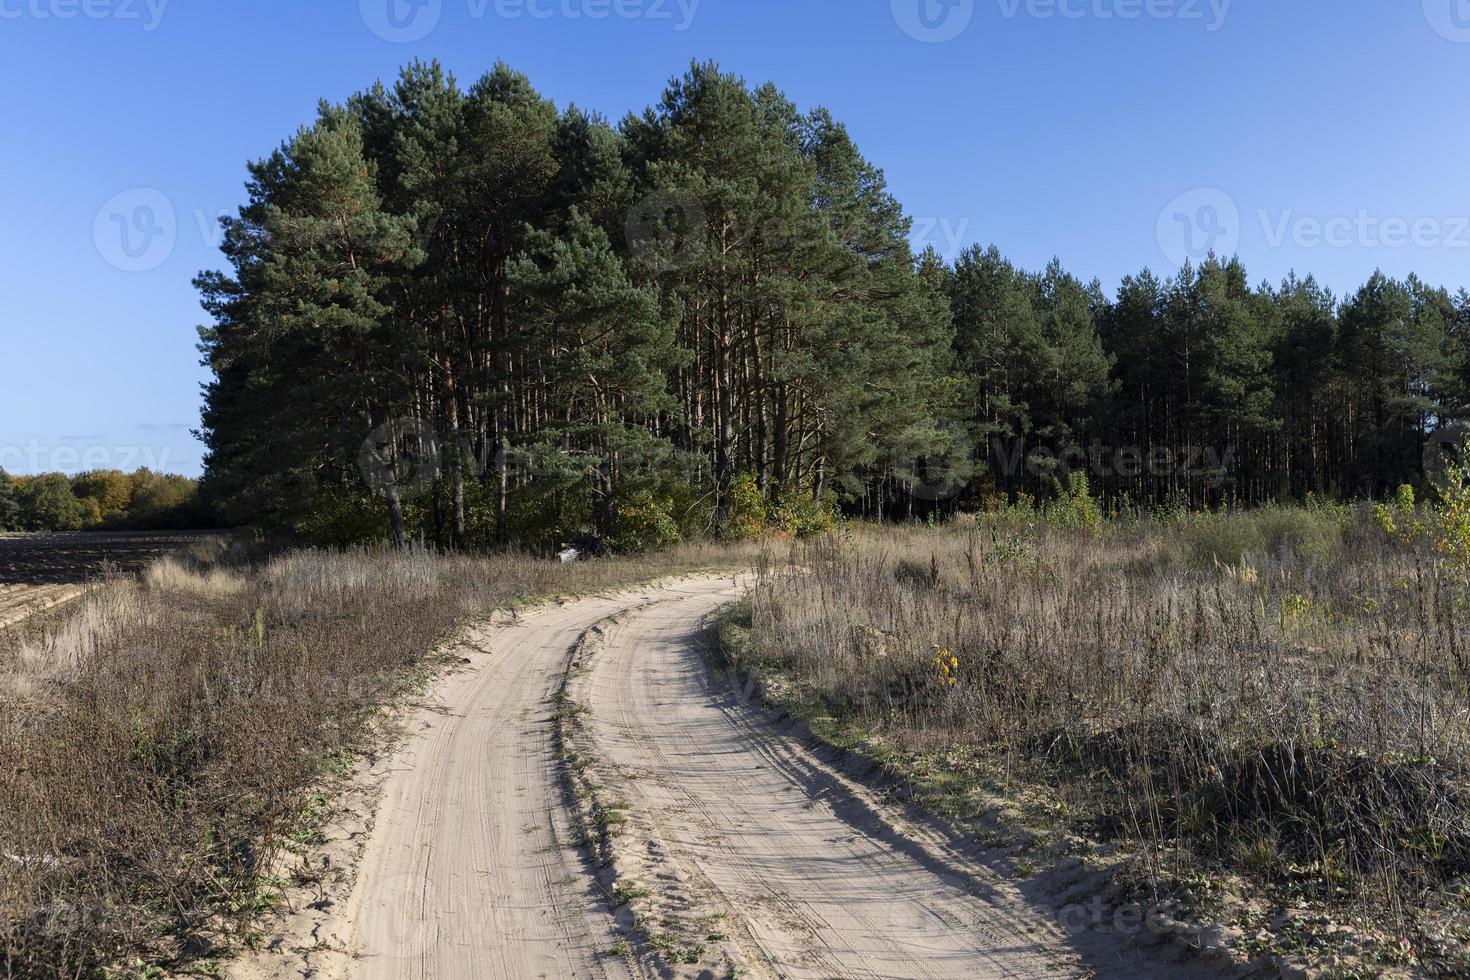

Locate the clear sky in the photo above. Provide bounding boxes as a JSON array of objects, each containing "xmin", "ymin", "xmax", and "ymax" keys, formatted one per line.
[{"xmin": 2, "ymin": 0, "xmax": 1468, "ymax": 477}]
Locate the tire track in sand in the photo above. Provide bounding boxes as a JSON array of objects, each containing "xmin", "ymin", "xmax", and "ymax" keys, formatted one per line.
[
  {"xmin": 574, "ymin": 582, "xmax": 1088, "ymax": 979},
  {"xmin": 341, "ymin": 579, "xmax": 736, "ymax": 980},
  {"xmin": 325, "ymin": 574, "xmax": 1225, "ymax": 980}
]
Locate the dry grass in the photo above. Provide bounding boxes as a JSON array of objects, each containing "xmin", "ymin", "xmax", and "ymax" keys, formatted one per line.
[
  {"xmin": 0, "ymin": 537, "xmax": 756, "ymax": 978},
  {"xmin": 734, "ymin": 509, "xmax": 1470, "ymax": 967}
]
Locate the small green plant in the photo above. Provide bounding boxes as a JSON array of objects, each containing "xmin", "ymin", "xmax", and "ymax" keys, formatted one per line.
[
  {"xmin": 669, "ymin": 944, "xmax": 705, "ymax": 964},
  {"xmin": 1375, "ymin": 483, "xmax": 1422, "ymax": 540},
  {"xmin": 725, "ymin": 471, "xmax": 768, "ymax": 541},
  {"xmin": 1279, "ymin": 592, "xmax": 1314, "ymax": 630},
  {"xmin": 612, "ymin": 882, "xmax": 650, "ymax": 906},
  {"xmin": 1432, "ymin": 450, "xmax": 1470, "ymax": 573},
  {"xmin": 1050, "ymin": 471, "xmax": 1102, "ymax": 535}
]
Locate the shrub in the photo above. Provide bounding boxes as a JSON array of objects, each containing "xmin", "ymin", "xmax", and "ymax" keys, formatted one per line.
[
  {"xmin": 770, "ymin": 483, "xmax": 839, "ymax": 538},
  {"xmin": 724, "ymin": 472, "xmax": 768, "ymax": 541},
  {"xmin": 1431, "ymin": 451, "xmax": 1470, "ymax": 573},
  {"xmin": 1047, "ymin": 471, "xmax": 1102, "ymax": 534},
  {"xmin": 609, "ymin": 488, "xmax": 681, "ymax": 554},
  {"xmin": 293, "ymin": 491, "xmax": 389, "ymax": 547},
  {"xmin": 504, "ymin": 476, "xmax": 595, "ymax": 553},
  {"xmin": 70, "ymin": 470, "xmax": 132, "ymax": 520}
]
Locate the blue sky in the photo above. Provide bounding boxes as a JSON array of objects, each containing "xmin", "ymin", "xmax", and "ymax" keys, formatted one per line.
[{"xmin": 2, "ymin": 0, "xmax": 1468, "ymax": 477}]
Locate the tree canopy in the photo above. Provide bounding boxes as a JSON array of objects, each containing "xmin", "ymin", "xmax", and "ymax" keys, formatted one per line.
[
  {"xmin": 0, "ymin": 470, "xmax": 202, "ymax": 533},
  {"xmin": 196, "ymin": 60, "xmax": 1470, "ymax": 549}
]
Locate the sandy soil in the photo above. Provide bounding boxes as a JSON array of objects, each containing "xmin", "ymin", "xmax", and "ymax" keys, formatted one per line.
[
  {"xmin": 229, "ymin": 580, "xmax": 723, "ymax": 980},
  {"xmin": 231, "ymin": 574, "xmax": 1239, "ymax": 980},
  {"xmin": 576, "ymin": 580, "xmax": 1077, "ymax": 977},
  {"xmin": 0, "ymin": 582, "xmax": 87, "ymax": 631}
]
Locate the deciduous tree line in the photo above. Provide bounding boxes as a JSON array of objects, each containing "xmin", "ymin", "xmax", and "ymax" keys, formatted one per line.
[
  {"xmin": 197, "ymin": 60, "xmax": 1470, "ymax": 549},
  {"xmin": 0, "ymin": 468, "xmax": 199, "ymax": 533}
]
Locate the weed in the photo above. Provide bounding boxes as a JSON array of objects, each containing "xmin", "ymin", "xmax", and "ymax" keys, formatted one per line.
[
  {"xmin": 613, "ymin": 883, "xmax": 651, "ymax": 906},
  {"xmin": 735, "ymin": 512, "xmax": 1470, "ymax": 965}
]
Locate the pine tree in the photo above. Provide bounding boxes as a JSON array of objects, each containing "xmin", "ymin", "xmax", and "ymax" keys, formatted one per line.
[
  {"xmin": 1269, "ymin": 273, "xmax": 1339, "ymax": 496},
  {"xmin": 198, "ymin": 104, "xmax": 425, "ymax": 546},
  {"xmin": 1031, "ymin": 259, "xmax": 1113, "ymax": 474},
  {"xmin": 196, "ymin": 57, "xmax": 1470, "ymax": 547},
  {"xmin": 1190, "ymin": 257, "xmax": 1276, "ymax": 501},
  {"xmin": 949, "ymin": 245, "xmax": 1049, "ymax": 501},
  {"xmin": 508, "ymin": 208, "xmax": 680, "ymax": 540},
  {"xmin": 1339, "ymin": 272, "xmax": 1447, "ymax": 493},
  {"xmin": 879, "ymin": 247, "xmax": 970, "ymax": 517},
  {"xmin": 1098, "ymin": 269, "xmax": 1168, "ymax": 501}
]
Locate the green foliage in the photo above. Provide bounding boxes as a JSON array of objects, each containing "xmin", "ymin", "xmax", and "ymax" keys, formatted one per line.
[
  {"xmin": 770, "ymin": 484, "xmax": 840, "ymax": 538},
  {"xmin": 16, "ymin": 474, "xmax": 90, "ymax": 532},
  {"xmin": 1047, "ymin": 471, "xmax": 1102, "ymax": 534},
  {"xmin": 124, "ymin": 470, "xmax": 196, "ymax": 526},
  {"xmin": 1338, "ymin": 274, "xmax": 1450, "ymax": 493},
  {"xmin": 1431, "ymin": 447, "xmax": 1470, "ymax": 573},
  {"xmin": 198, "ymin": 60, "xmax": 966, "ymax": 549},
  {"xmin": 608, "ymin": 488, "xmax": 681, "ymax": 554},
  {"xmin": 198, "ymin": 97, "xmax": 425, "ymax": 547},
  {"xmin": 1397, "ymin": 483, "xmax": 1417, "ymax": 514},
  {"xmin": 505, "ymin": 474, "xmax": 596, "ymax": 554},
  {"xmin": 1172, "ymin": 505, "xmax": 1347, "ymax": 569},
  {"xmin": 195, "ymin": 59, "xmax": 1470, "ymax": 548},
  {"xmin": 724, "ymin": 473, "xmax": 768, "ymax": 541},
  {"xmin": 72, "ymin": 469, "xmax": 132, "ymax": 518},
  {"xmin": 1374, "ymin": 484, "xmax": 1421, "ymax": 539},
  {"xmin": 0, "ymin": 468, "xmax": 17, "ymax": 531},
  {"xmin": 293, "ymin": 491, "xmax": 389, "ymax": 547},
  {"xmin": 950, "ymin": 248, "xmax": 1112, "ymax": 503},
  {"xmin": 0, "ymin": 470, "xmax": 205, "ymax": 534},
  {"xmin": 1357, "ymin": 444, "xmax": 1470, "ymax": 576}
]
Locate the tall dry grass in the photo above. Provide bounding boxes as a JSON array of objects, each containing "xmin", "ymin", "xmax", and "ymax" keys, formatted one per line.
[
  {"xmin": 738, "ymin": 509, "xmax": 1470, "ymax": 937},
  {"xmin": 0, "ymin": 537, "xmax": 755, "ymax": 977}
]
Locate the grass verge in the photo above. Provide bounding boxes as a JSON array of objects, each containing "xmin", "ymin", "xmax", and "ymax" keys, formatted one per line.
[{"xmin": 719, "ymin": 512, "xmax": 1470, "ymax": 976}]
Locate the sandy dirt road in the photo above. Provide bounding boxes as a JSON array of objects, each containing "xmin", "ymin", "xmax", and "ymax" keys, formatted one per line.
[
  {"xmin": 286, "ymin": 574, "xmax": 1226, "ymax": 980},
  {"xmin": 573, "ymin": 582, "xmax": 1086, "ymax": 979},
  {"xmin": 341, "ymin": 584, "xmax": 706, "ymax": 980}
]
